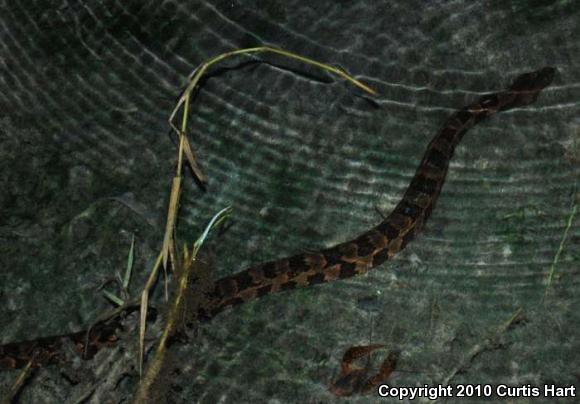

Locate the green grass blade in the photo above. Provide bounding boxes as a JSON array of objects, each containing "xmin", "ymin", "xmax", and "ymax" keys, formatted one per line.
[
  {"xmin": 192, "ymin": 206, "xmax": 232, "ymax": 258},
  {"xmin": 102, "ymin": 290, "xmax": 125, "ymax": 307},
  {"xmin": 124, "ymin": 234, "xmax": 135, "ymax": 289}
]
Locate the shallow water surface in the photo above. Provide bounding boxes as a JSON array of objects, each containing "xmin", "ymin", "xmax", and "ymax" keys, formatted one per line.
[{"xmin": 0, "ymin": 1, "xmax": 578, "ymax": 403}]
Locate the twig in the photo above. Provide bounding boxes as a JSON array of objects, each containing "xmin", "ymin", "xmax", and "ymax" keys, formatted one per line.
[
  {"xmin": 2, "ymin": 357, "xmax": 35, "ymax": 404},
  {"xmin": 168, "ymin": 46, "xmax": 377, "ymax": 184},
  {"xmin": 134, "ymin": 207, "xmax": 231, "ymax": 403},
  {"xmin": 543, "ymin": 197, "xmax": 577, "ymax": 302},
  {"xmin": 138, "ymin": 252, "xmax": 163, "ymax": 376},
  {"xmin": 440, "ymin": 308, "xmax": 524, "ymax": 386}
]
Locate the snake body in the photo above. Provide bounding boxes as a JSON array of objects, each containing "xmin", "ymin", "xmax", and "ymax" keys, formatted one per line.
[
  {"xmin": 0, "ymin": 67, "xmax": 555, "ymax": 370},
  {"xmin": 201, "ymin": 66, "xmax": 555, "ymax": 318}
]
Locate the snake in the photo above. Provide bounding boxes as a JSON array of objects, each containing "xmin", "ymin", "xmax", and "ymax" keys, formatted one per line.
[{"xmin": 0, "ymin": 66, "xmax": 555, "ymax": 371}]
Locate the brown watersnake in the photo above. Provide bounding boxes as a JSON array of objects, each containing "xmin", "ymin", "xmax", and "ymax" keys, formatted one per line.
[{"xmin": 0, "ymin": 66, "xmax": 556, "ymax": 371}]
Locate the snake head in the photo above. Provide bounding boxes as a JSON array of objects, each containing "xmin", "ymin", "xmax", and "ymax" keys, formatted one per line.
[
  {"xmin": 509, "ymin": 67, "xmax": 556, "ymax": 92},
  {"xmin": 505, "ymin": 66, "xmax": 555, "ymax": 108}
]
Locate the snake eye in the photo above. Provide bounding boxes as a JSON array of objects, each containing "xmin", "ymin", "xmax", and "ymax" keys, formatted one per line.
[{"xmin": 396, "ymin": 200, "xmax": 421, "ymax": 220}]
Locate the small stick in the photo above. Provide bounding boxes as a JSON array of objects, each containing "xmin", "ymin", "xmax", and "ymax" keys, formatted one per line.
[
  {"xmin": 440, "ymin": 308, "xmax": 524, "ymax": 387},
  {"xmin": 2, "ymin": 356, "xmax": 35, "ymax": 404},
  {"xmin": 543, "ymin": 196, "xmax": 577, "ymax": 302},
  {"xmin": 168, "ymin": 46, "xmax": 377, "ymax": 184}
]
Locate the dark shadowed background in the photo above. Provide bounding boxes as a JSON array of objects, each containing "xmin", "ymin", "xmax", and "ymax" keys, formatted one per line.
[{"xmin": 0, "ymin": 1, "xmax": 578, "ymax": 403}]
